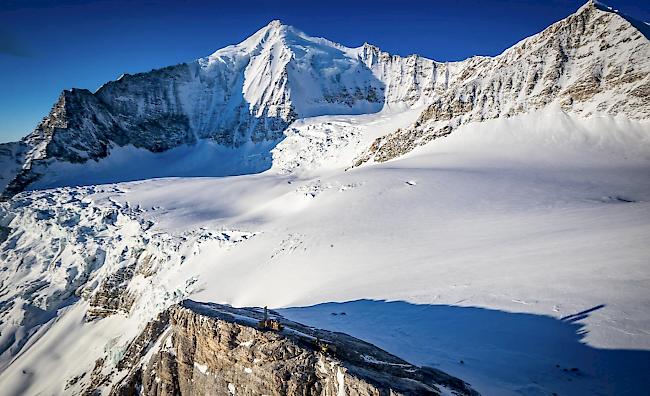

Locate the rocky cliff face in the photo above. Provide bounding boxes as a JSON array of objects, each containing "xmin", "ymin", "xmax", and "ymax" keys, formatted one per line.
[
  {"xmin": 0, "ymin": 185, "xmax": 255, "ymax": 369},
  {"xmin": 104, "ymin": 300, "xmax": 478, "ymax": 396},
  {"xmin": 0, "ymin": 142, "xmax": 26, "ymax": 194},
  {"xmin": 2, "ymin": 2, "xmax": 647, "ymax": 197},
  {"xmin": 354, "ymin": 1, "xmax": 650, "ymax": 165},
  {"xmin": 1, "ymin": 21, "xmax": 387, "ymax": 198},
  {"xmin": 1, "ymin": 184, "xmax": 477, "ymax": 395},
  {"xmin": 357, "ymin": 43, "xmax": 463, "ymax": 107}
]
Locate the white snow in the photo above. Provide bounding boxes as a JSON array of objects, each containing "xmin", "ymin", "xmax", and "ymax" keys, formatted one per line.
[
  {"xmin": 336, "ymin": 366, "xmax": 346, "ymax": 396},
  {"xmin": 28, "ymin": 140, "xmax": 278, "ymax": 191},
  {"xmin": 0, "ymin": 142, "xmax": 23, "ymax": 192},
  {"xmin": 1, "ymin": 107, "xmax": 647, "ymax": 395},
  {"xmin": 0, "ymin": 4, "xmax": 649, "ymax": 396},
  {"xmin": 194, "ymin": 362, "xmax": 208, "ymax": 375}
]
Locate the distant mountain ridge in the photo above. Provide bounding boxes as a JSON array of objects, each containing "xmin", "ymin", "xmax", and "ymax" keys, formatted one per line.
[
  {"xmin": 1, "ymin": 3, "xmax": 650, "ymax": 395},
  {"xmin": 354, "ymin": 0, "xmax": 650, "ymax": 165},
  {"xmin": 1, "ymin": 0, "xmax": 648, "ymax": 198}
]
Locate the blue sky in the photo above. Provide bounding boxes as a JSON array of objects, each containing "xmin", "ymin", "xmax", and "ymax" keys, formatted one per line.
[{"xmin": 1, "ymin": 0, "xmax": 648, "ymax": 143}]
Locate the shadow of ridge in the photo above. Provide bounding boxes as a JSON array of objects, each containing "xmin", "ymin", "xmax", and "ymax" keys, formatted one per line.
[
  {"xmin": 28, "ymin": 139, "xmax": 283, "ymax": 192},
  {"xmin": 0, "ymin": 295, "xmax": 80, "ymax": 372},
  {"xmin": 18, "ymin": 39, "xmax": 388, "ymax": 194},
  {"xmin": 278, "ymin": 299, "xmax": 650, "ymax": 396}
]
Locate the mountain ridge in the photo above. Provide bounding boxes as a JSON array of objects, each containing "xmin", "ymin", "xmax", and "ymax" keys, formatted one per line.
[
  {"xmin": 1, "ymin": 2, "xmax": 650, "ymax": 394},
  {"xmin": 353, "ymin": 0, "xmax": 650, "ymax": 165},
  {"xmin": 0, "ymin": 0, "xmax": 648, "ymax": 198}
]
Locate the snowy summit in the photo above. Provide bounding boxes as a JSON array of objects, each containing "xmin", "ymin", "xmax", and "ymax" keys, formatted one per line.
[{"xmin": 0, "ymin": 1, "xmax": 649, "ymax": 395}]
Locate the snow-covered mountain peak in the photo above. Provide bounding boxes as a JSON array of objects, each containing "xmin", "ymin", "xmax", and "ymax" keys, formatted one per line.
[
  {"xmin": 1, "ymin": 4, "xmax": 650, "ymax": 395},
  {"xmin": 498, "ymin": 0, "xmax": 648, "ymax": 59},
  {"xmin": 587, "ymin": 0, "xmax": 634, "ymax": 18},
  {"xmin": 1, "ymin": 2, "xmax": 649, "ymax": 198},
  {"xmin": 353, "ymin": 0, "xmax": 650, "ymax": 166},
  {"xmin": 203, "ymin": 20, "xmax": 292, "ymax": 62},
  {"xmin": 581, "ymin": 0, "xmax": 604, "ymax": 12},
  {"xmin": 266, "ymin": 18, "xmax": 283, "ymax": 28},
  {"xmin": 583, "ymin": 0, "xmax": 649, "ymax": 38},
  {"xmin": 577, "ymin": 0, "xmax": 633, "ymax": 16},
  {"xmin": 204, "ymin": 19, "xmax": 329, "ymax": 64}
]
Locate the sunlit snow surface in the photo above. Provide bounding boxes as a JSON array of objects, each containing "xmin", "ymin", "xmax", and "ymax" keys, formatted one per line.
[{"xmin": 1, "ymin": 108, "xmax": 649, "ymax": 395}]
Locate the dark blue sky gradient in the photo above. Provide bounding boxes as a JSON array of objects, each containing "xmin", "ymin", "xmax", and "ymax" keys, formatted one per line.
[{"xmin": 1, "ymin": 0, "xmax": 648, "ymax": 142}]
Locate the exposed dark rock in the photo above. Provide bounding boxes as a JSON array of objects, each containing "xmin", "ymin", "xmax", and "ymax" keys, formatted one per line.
[
  {"xmin": 109, "ymin": 300, "xmax": 479, "ymax": 396},
  {"xmin": 354, "ymin": 1, "xmax": 650, "ymax": 166},
  {"xmin": 86, "ymin": 263, "xmax": 137, "ymax": 321}
]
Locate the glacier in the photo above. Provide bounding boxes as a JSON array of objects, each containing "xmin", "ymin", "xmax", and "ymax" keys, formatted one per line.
[{"xmin": 0, "ymin": 1, "xmax": 649, "ymax": 395}]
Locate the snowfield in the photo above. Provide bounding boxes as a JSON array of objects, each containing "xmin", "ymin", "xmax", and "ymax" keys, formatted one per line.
[
  {"xmin": 0, "ymin": 1, "xmax": 649, "ymax": 394},
  {"xmin": 1, "ymin": 108, "xmax": 648, "ymax": 395}
]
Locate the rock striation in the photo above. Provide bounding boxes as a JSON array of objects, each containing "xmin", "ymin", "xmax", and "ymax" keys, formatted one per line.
[
  {"xmin": 0, "ymin": 186, "xmax": 254, "ymax": 369},
  {"xmin": 0, "ymin": 22, "xmax": 385, "ymax": 198},
  {"xmin": 2, "ymin": 2, "xmax": 648, "ymax": 197},
  {"xmin": 354, "ymin": 1, "xmax": 650, "ymax": 166},
  {"xmin": 107, "ymin": 300, "xmax": 478, "ymax": 396}
]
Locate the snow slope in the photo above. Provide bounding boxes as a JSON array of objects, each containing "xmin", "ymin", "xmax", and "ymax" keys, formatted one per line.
[
  {"xmin": 356, "ymin": 0, "xmax": 650, "ymax": 165},
  {"xmin": 1, "ymin": 107, "xmax": 649, "ymax": 395},
  {"xmin": 3, "ymin": 1, "xmax": 648, "ymax": 198},
  {"xmin": 0, "ymin": 1, "xmax": 649, "ymax": 395}
]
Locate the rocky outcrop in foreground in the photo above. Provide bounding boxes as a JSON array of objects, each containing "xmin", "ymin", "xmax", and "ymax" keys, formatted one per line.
[{"xmin": 107, "ymin": 300, "xmax": 478, "ymax": 396}]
